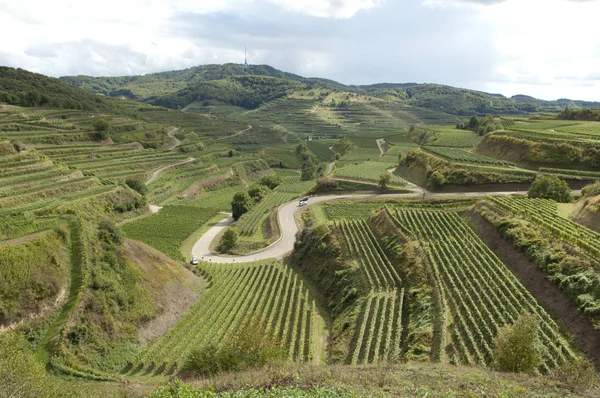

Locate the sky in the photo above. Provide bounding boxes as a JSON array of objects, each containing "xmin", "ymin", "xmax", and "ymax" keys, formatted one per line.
[{"xmin": 1, "ymin": 0, "xmax": 599, "ymax": 101}]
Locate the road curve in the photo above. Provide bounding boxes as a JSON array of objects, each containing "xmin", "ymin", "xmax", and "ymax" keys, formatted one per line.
[{"xmin": 191, "ymin": 190, "xmax": 532, "ymax": 264}]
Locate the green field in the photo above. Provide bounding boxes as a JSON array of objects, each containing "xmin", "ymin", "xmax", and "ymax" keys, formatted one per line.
[{"xmin": 122, "ymin": 206, "xmax": 219, "ymax": 260}]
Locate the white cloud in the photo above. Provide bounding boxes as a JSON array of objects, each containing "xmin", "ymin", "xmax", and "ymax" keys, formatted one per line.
[{"xmin": 266, "ymin": 0, "xmax": 385, "ymax": 18}]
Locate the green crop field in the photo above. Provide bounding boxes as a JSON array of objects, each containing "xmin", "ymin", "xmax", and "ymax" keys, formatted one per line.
[
  {"xmin": 122, "ymin": 205, "xmax": 219, "ymax": 260},
  {"xmin": 423, "ymin": 146, "xmax": 515, "ymax": 167},
  {"xmin": 236, "ymin": 192, "xmax": 296, "ymax": 236}
]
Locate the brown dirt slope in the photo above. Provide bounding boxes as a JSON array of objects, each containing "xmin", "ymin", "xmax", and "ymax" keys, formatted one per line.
[
  {"xmin": 123, "ymin": 240, "xmax": 204, "ymax": 345},
  {"xmin": 571, "ymin": 195, "xmax": 600, "ymax": 233},
  {"xmin": 463, "ymin": 209, "xmax": 600, "ymax": 370}
]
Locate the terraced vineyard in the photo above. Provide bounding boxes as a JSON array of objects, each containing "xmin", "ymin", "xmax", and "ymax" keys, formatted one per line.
[
  {"xmin": 132, "ymin": 261, "xmax": 320, "ymax": 374},
  {"xmin": 335, "ymin": 220, "xmax": 404, "ymax": 364},
  {"xmin": 389, "ymin": 208, "xmax": 576, "ymax": 371},
  {"xmin": 490, "ymin": 197, "xmax": 600, "ymax": 257},
  {"xmin": 236, "ymin": 192, "xmax": 296, "ymax": 236},
  {"xmin": 333, "ymin": 162, "xmax": 407, "ymax": 187},
  {"xmin": 424, "ymin": 147, "xmax": 515, "ymax": 167}
]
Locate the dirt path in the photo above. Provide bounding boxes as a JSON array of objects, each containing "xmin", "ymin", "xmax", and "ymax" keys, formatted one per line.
[
  {"xmin": 215, "ymin": 125, "xmax": 252, "ymax": 141},
  {"xmin": 464, "ymin": 210, "xmax": 600, "ymax": 370},
  {"xmin": 145, "ymin": 157, "xmax": 194, "ymax": 185},
  {"xmin": 164, "ymin": 127, "xmax": 181, "ymax": 151},
  {"xmin": 0, "ymin": 230, "xmax": 50, "ymax": 246},
  {"xmin": 376, "ymin": 138, "xmax": 387, "ymax": 155},
  {"xmin": 326, "ymin": 162, "xmax": 335, "ymax": 176}
]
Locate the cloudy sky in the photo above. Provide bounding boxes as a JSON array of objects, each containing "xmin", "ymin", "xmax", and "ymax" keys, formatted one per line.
[{"xmin": 1, "ymin": 0, "xmax": 599, "ymax": 100}]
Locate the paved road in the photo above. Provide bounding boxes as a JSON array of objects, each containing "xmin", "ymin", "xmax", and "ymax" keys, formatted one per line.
[
  {"xmin": 376, "ymin": 138, "xmax": 386, "ymax": 155},
  {"xmin": 191, "ymin": 190, "xmax": 533, "ymax": 264}
]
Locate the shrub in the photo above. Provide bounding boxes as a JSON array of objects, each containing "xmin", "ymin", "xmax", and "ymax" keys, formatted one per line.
[
  {"xmin": 551, "ymin": 358, "xmax": 598, "ymax": 391},
  {"xmin": 125, "ymin": 177, "xmax": 147, "ymax": 195},
  {"xmin": 218, "ymin": 229, "xmax": 238, "ymax": 253},
  {"xmin": 379, "ymin": 172, "xmax": 391, "ymax": 189},
  {"xmin": 260, "ymin": 174, "xmax": 282, "ymax": 189},
  {"xmin": 528, "ymin": 175, "xmax": 572, "ymax": 203},
  {"xmin": 247, "ymin": 184, "xmax": 271, "ymax": 203},
  {"xmin": 493, "ymin": 314, "xmax": 544, "ymax": 373},
  {"xmin": 582, "ymin": 182, "xmax": 600, "ymax": 198},
  {"xmin": 184, "ymin": 318, "xmax": 283, "ymax": 376}
]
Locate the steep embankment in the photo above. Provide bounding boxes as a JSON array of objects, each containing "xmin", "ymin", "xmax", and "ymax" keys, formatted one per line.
[
  {"xmin": 475, "ymin": 133, "xmax": 600, "ymax": 169},
  {"xmin": 571, "ymin": 194, "xmax": 600, "ymax": 233}
]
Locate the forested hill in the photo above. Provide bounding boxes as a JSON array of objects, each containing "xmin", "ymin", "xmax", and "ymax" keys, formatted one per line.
[
  {"xmin": 61, "ymin": 63, "xmax": 600, "ymax": 115},
  {"xmin": 60, "ymin": 64, "xmax": 347, "ymax": 102},
  {"xmin": 0, "ymin": 67, "xmax": 125, "ymax": 113}
]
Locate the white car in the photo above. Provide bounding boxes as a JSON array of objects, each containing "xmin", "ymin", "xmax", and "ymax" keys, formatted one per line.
[
  {"xmin": 299, "ymin": 200, "xmax": 307, "ymax": 206},
  {"xmin": 191, "ymin": 256, "xmax": 199, "ymax": 265}
]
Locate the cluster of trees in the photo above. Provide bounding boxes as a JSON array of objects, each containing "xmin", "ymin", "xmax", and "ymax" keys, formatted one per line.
[
  {"xmin": 296, "ymin": 143, "xmax": 322, "ymax": 181},
  {"xmin": 457, "ymin": 114, "xmax": 503, "ymax": 136},
  {"xmin": 149, "ymin": 76, "xmax": 305, "ymax": 110},
  {"xmin": 231, "ymin": 175, "xmax": 282, "ymax": 221},
  {"xmin": 0, "ymin": 67, "xmax": 121, "ymax": 113},
  {"xmin": 558, "ymin": 107, "xmax": 600, "ymax": 121},
  {"xmin": 528, "ymin": 175, "xmax": 572, "ymax": 203}
]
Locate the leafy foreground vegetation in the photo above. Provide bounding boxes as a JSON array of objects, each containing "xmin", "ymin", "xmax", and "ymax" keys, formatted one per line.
[{"xmin": 148, "ymin": 362, "xmax": 595, "ymax": 398}]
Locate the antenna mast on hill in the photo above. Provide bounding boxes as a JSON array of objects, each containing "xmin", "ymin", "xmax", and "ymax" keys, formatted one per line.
[{"xmin": 244, "ymin": 46, "xmax": 248, "ymax": 67}]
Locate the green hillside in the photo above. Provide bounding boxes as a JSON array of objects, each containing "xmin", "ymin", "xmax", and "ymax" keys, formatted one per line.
[{"xmin": 61, "ymin": 64, "xmax": 600, "ymax": 115}]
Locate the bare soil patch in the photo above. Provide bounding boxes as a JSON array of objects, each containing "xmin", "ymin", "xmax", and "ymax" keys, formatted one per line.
[
  {"xmin": 123, "ymin": 240, "xmax": 205, "ymax": 345},
  {"xmin": 463, "ymin": 209, "xmax": 600, "ymax": 370}
]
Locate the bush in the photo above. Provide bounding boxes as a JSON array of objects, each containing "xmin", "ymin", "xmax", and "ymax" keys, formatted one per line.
[
  {"xmin": 429, "ymin": 171, "xmax": 446, "ymax": 188},
  {"xmin": 125, "ymin": 177, "xmax": 147, "ymax": 195},
  {"xmin": 98, "ymin": 220, "xmax": 123, "ymax": 248},
  {"xmin": 528, "ymin": 175, "xmax": 572, "ymax": 203},
  {"xmin": 248, "ymin": 184, "xmax": 271, "ymax": 203},
  {"xmin": 551, "ymin": 358, "xmax": 598, "ymax": 391},
  {"xmin": 493, "ymin": 314, "xmax": 544, "ymax": 373},
  {"xmin": 260, "ymin": 174, "xmax": 282, "ymax": 189},
  {"xmin": 582, "ymin": 182, "xmax": 600, "ymax": 198},
  {"xmin": 379, "ymin": 172, "xmax": 391, "ymax": 189},
  {"xmin": 183, "ymin": 318, "xmax": 283, "ymax": 376},
  {"xmin": 218, "ymin": 229, "xmax": 238, "ymax": 253}
]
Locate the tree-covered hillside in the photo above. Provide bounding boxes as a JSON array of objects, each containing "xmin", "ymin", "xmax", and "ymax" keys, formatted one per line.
[
  {"xmin": 0, "ymin": 67, "xmax": 125, "ymax": 113},
  {"xmin": 61, "ymin": 64, "xmax": 346, "ymax": 102},
  {"xmin": 60, "ymin": 64, "xmax": 600, "ymax": 115}
]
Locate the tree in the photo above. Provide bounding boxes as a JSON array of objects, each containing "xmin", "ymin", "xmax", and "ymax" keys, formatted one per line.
[
  {"xmin": 231, "ymin": 192, "xmax": 253, "ymax": 221},
  {"xmin": 528, "ymin": 175, "xmax": 572, "ymax": 203},
  {"xmin": 92, "ymin": 119, "xmax": 110, "ymax": 132},
  {"xmin": 218, "ymin": 229, "xmax": 238, "ymax": 253},
  {"xmin": 493, "ymin": 314, "xmax": 544, "ymax": 373},
  {"xmin": 228, "ymin": 149, "xmax": 234, "ymax": 157},
  {"xmin": 379, "ymin": 172, "xmax": 391, "ymax": 189},
  {"xmin": 260, "ymin": 174, "xmax": 282, "ymax": 189},
  {"xmin": 125, "ymin": 177, "xmax": 147, "ymax": 195},
  {"xmin": 247, "ymin": 184, "xmax": 270, "ymax": 203},
  {"xmin": 91, "ymin": 119, "xmax": 110, "ymax": 141}
]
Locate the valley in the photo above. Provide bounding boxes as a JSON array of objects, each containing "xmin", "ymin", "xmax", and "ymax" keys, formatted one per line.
[{"xmin": 1, "ymin": 64, "xmax": 600, "ymax": 397}]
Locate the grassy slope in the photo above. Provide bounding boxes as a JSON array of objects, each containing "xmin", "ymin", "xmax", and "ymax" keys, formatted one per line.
[{"xmin": 149, "ymin": 362, "xmax": 596, "ymax": 397}]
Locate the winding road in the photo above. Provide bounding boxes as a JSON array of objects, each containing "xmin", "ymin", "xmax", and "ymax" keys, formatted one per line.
[{"xmin": 191, "ymin": 190, "xmax": 532, "ymax": 264}]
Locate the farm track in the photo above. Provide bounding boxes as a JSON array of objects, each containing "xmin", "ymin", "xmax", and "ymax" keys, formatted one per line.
[
  {"xmin": 145, "ymin": 157, "xmax": 194, "ymax": 185},
  {"xmin": 164, "ymin": 127, "xmax": 181, "ymax": 151},
  {"xmin": 190, "ymin": 190, "xmax": 557, "ymax": 264},
  {"xmin": 215, "ymin": 124, "xmax": 252, "ymax": 141}
]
